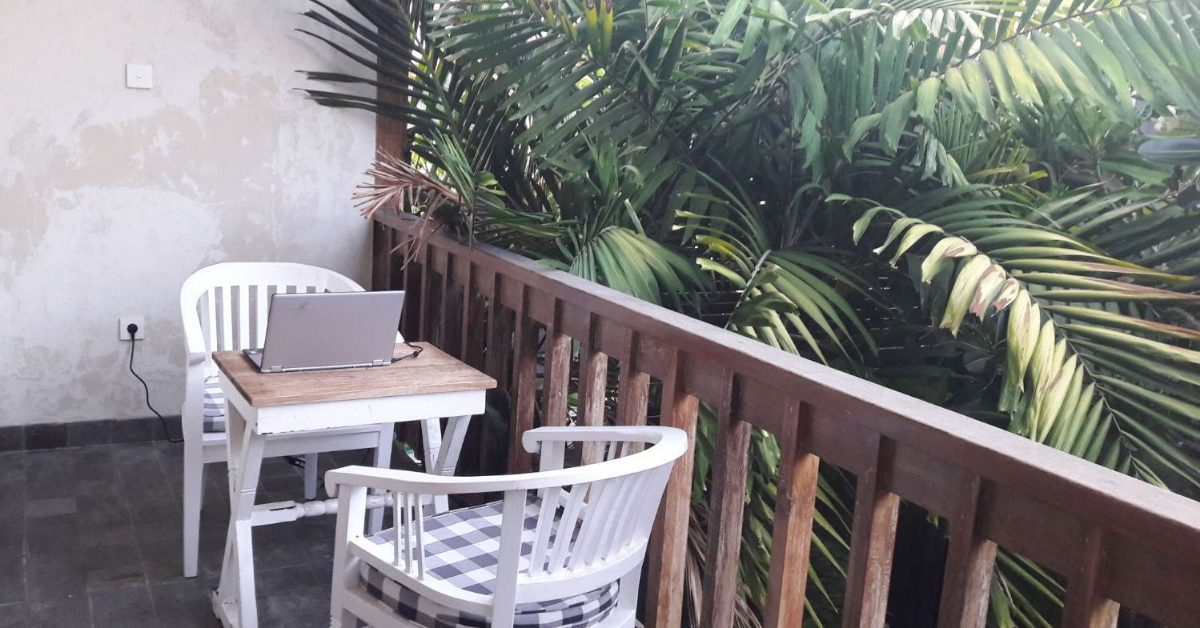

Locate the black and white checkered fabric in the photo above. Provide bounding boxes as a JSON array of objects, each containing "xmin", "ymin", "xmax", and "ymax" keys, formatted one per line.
[
  {"xmin": 356, "ymin": 497, "xmax": 618, "ymax": 627},
  {"xmin": 202, "ymin": 375, "xmax": 225, "ymax": 433}
]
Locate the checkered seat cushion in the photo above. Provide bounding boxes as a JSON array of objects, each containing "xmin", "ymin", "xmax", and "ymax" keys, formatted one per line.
[
  {"xmin": 356, "ymin": 497, "xmax": 618, "ymax": 628},
  {"xmin": 202, "ymin": 375, "xmax": 226, "ymax": 433}
]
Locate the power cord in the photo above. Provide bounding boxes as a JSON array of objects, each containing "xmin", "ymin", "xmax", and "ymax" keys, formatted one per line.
[
  {"xmin": 126, "ymin": 323, "xmax": 183, "ymax": 443},
  {"xmin": 391, "ymin": 341, "xmax": 424, "ymax": 364}
]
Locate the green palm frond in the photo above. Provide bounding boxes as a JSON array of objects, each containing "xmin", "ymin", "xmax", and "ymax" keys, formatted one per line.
[{"xmin": 852, "ymin": 198, "xmax": 1200, "ymax": 490}]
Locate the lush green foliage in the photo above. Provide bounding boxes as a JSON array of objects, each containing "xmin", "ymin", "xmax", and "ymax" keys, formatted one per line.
[{"xmin": 301, "ymin": 0, "xmax": 1200, "ymax": 624}]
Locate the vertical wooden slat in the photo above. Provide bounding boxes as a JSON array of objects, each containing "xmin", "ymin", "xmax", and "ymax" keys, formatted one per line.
[
  {"xmin": 615, "ymin": 330, "xmax": 649, "ymax": 426},
  {"xmin": 937, "ymin": 475, "xmax": 997, "ymax": 628},
  {"xmin": 255, "ymin": 284, "xmax": 268, "ymax": 347},
  {"xmin": 1062, "ymin": 527, "xmax": 1119, "ymax": 628},
  {"xmin": 371, "ymin": 221, "xmax": 394, "ymax": 292},
  {"xmin": 543, "ymin": 298, "xmax": 571, "ymax": 427},
  {"xmin": 508, "ymin": 285, "xmax": 538, "ymax": 473},
  {"xmin": 764, "ymin": 401, "xmax": 820, "ymax": 628},
  {"xmin": 220, "ymin": 286, "xmax": 233, "ymax": 351},
  {"xmin": 700, "ymin": 372, "xmax": 752, "ymax": 628},
  {"xmin": 645, "ymin": 349, "xmax": 699, "ymax": 628},
  {"xmin": 418, "ymin": 244, "xmax": 435, "ymax": 342},
  {"xmin": 485, "ymin": 274, "xmax": 513, "ymax": 391},
  {"xmin": 399, "ymin": 236, "xmax": 422, "ymax": 341},
  {"xmin": 460, "ymin": 263, "xmax": 484, "ymax": 368},
  {"xmin": 577, "ymin": 313, "xmax": 608, "ymax": 428},
  {"xmin": 438, "ymin": 251, "xmax": 453, "ymax": 350},
  {"xmin": 236, "ymin": 286, "xmax": 250, "ymax": 350},
  {"xmin": 842, "ymin": 434, "xmax": 900, "ymax": 628}
]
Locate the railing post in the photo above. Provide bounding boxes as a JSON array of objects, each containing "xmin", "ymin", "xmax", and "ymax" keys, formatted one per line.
[
  {"xmin": 1061, "ymin": 527, "xmax": 1119, "ymax": 628},
  {"xmin": 764, "ymin": 401, "xmax": 820, "ymax": 628},
  {"xmin": 937, "ymin": 475, "xmax": 996, "ymax": 628},
  {"xmin": 616, "ymin": 330, "xmax": 649, "ymax": 426},
  {"xmin": 543, "ymin": 298, "xmax": 571, "ymax": 427},
  {"xmin": 578, "ymin": 313, "xmax": 608, "ymax": 464},
  {"xmin": 371, "ymin": 222, "xmax": 394, "ymax": 292},
  {"xmin": 700, "ymin": 372, "xmax": 751, "ymax": 628},
  {"xmin": 645, "ymin": 349, "xmax": 698, "ymax": 628},
  {"xmin": 508, "ymin": 285, "xmax": 538, "ymax": 473},
  {"xmin": 842, "ymin": 434, "xmax": 900, "ymax": 628}
]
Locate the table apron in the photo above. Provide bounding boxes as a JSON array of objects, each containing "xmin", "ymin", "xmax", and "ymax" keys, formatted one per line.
[{"xmin": 219, "ymin": 387, "xmax": 486, "ymax": 434}]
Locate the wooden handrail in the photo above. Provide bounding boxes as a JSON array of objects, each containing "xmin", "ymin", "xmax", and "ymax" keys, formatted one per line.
[{"xmin": 372, "ymin": 211, "xmax": 1200, "ymax": 628}]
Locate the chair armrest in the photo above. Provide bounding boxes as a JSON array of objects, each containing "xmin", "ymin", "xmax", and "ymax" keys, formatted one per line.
[{"xmin": 520, "ymin": 425, "xmax": 685, "ymax": 453}]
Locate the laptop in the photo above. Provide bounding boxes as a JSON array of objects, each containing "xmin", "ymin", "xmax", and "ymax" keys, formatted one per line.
[{"xmin": 243, "ymin": 291, "xmax": 405, "ymax": 373}]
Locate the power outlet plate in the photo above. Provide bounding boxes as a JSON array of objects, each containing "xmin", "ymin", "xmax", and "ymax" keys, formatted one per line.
[{"xmin": 119, "ymin": 316, "xmax": 146, "ymax": 341}]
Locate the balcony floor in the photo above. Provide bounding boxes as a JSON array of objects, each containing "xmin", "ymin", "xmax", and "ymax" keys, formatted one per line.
[{"xmin": 0, "ymin": 441, "xmax": 368, "ymax": 627}]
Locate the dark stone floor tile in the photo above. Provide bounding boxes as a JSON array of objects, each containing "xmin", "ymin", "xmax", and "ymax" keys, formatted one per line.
[
  {"xmin": 0, "ymin": 571, "xmax": 25, "ymax": 606},
  {"xmin": 0, "ymin": 601, "xmax": 28, "ymax": 628},
  {"xmin": 149, "ymin": 579, "xmax": 220, "ymax": 628},
  {"xmin": 84, "ymin": 543, "xmax": 145, "ymax": 591},
  {"xmin": 26, "ymin": 497, "xmax": 77, "ymax": 519},
  {"xmin": 26, "ymin": 593, "xmax": 90, "ymax": 628},
  {"xmin": 26, "ymin": 561, "xmax": 86, "ymax": 603},
  {"xmin": 76, "ymin": 495, "xmax": 131, "ymax": 528},
  {"xmin": 25, "ymin": 515, "xmax": 79, "ymax": 560},
  {"xmin": 89, "ymin": 584, "xmax": 156, "ymax": 628}
]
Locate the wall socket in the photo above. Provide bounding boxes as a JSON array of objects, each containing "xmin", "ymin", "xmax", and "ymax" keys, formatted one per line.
[{"xmin": 119, "ymin": 316, "xmax": 146, "ymax": 341}]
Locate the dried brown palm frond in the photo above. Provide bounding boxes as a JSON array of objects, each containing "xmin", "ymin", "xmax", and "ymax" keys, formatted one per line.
[
  {"xmin": 355, "ymin": 151, "xmax": 462, "ymax": 220},
  {"xmin": 356, "ymin": 152, "xmax": 459, "ymax": 265}
]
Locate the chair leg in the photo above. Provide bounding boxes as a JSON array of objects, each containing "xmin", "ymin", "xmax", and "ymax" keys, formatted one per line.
[
  {"xmin": 182, "ymin": 442, "xmax": 204, "ymax": 578},
  {"xmin": 304, "ymin": 453, "xmax": 319, "ymax": 500}
]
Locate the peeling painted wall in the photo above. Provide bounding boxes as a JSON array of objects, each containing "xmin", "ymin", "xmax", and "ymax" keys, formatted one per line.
[{"xmin": 0, "ymin": 0, "xmax": 377, "ymax": 426}]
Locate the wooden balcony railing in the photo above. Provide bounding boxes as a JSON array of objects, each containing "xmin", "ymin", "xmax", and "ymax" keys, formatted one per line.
[{"xmin": 371, "ymin": 212, "xmax": 1200, "ymax": 628}]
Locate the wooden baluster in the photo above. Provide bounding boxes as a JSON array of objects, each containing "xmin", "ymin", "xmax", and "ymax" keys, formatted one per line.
[
  {"xmin": 1062, "ymin": 527, "xmax": 1119, "ymax": 628},
  {"xmin": 764, "ymin": 400, "xmax": 820, "ymax": 628},
  {"xmin": 485, "ymin": 274, "xmax": 512, "ymax": 390},
  {"xmin": 615, "ymin": 330, "xmax": 649, "ymax": 427},
  {"xmin": 700, "ymin": 372, "xmax": 751, "ymax": 628},
  {"xmin": 937, "ymin": 475, "xmax": 996, "ymax": 628},
  {"xmin": 460, "ymin": 263, "xmax": 486, "ymax": 369},
  {"xmin": 400, "ymin": 236, "xmax": 422, "ymax": 341},
  {"xmin": 438, "ymin": 252, "xmax": 454, "ymax": 351},
  {"xmin": 418, "ymin": 244, "xmax": 435, "ymax": 342},
  {"xmin": 371, "ymin": 221, "xmax": 394, "ymax": 292},
  {"xmin": 543, "ymin": 298, "xmax": 571, "ymax": 427},
  {"xmin": 645, "ymin": 348, "xmax": 698, "ymax": 628},
  {"xmin": 577, "ymin": 314, "xmax": 608, "ymax": 463},
  {"xmin": 842, "ymin": 435, "xmax": 900, "ymax": 628},
  {"xmin": 508, "ymin": 286, "xmax": 538, "ymax": 473}
]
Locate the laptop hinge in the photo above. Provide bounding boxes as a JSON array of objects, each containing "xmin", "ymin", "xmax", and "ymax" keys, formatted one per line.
[{"xmin": 372, "ymin": 358, "xmax": 388, "ymax": 367}]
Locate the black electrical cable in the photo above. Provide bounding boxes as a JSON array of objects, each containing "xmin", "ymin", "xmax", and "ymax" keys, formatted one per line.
[{"xmin": 127, "ymin": 325, "xmax": 183, "ymax": 443}]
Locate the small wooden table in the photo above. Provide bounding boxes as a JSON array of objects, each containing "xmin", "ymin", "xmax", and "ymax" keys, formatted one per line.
[{"xmin": 210, "ymin": 343, "xmax": 495, "ymax": 628}]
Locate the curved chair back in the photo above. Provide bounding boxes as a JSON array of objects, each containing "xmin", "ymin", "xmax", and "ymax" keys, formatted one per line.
[{"xmin": 180, "ymin": 262, "xmax": 367, "ymax": 374}]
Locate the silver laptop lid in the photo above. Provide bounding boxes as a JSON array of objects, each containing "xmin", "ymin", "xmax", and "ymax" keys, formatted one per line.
[{"xmin": 258, "ymin": 291, "xmax": 404, "ymax": 372}]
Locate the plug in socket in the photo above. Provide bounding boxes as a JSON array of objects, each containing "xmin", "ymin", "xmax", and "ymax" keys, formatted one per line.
[{"xmin": 119, "ymin": 316, "xmax": 146, "ymax": 341}]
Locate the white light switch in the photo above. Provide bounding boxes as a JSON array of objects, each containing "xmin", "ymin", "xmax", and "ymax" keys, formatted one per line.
[{"xmin": 126, "ymin": 64, "xmax": 153, "ymax": 89}]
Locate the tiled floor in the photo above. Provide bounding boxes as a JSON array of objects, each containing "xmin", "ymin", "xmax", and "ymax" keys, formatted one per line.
[{"xmin": 0, "ymin": 441, "xmax": 372, "ymax": 627}]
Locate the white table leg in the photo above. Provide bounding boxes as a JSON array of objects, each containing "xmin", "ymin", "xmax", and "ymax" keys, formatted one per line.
[
  {"xmin": 367, "ymin": 422, "xmax": 394, "ymax": 533},
  {"xmin": 427, "ymin": 415, "xmax": 471, "ymax": 513},
  {"xmin": 214, "ymin": 401, "xmax": 266, "ymax": 628}
]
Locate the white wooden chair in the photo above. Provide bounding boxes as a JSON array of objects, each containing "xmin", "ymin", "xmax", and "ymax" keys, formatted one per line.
[
  {"xmin": 325, "ymin": 425, "xmax": 688, "ymax": 628},
  {"xmin": 180, "ymin": 262, "xmax": 432, "ymax": 578}
]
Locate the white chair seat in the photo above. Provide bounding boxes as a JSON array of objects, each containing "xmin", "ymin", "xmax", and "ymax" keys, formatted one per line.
[
  {"xmin": 357, "ymin": 498, "xmax": 617, "ymax": 628},
  {"xmin": 202, "ymin": 375, "xmax": 226, "ymax": 433}
]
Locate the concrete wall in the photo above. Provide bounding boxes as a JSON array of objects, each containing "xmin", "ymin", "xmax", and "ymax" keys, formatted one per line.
[{"xmin": 0, "ymin": 0, "xmax": 377, "ymax": 426}]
